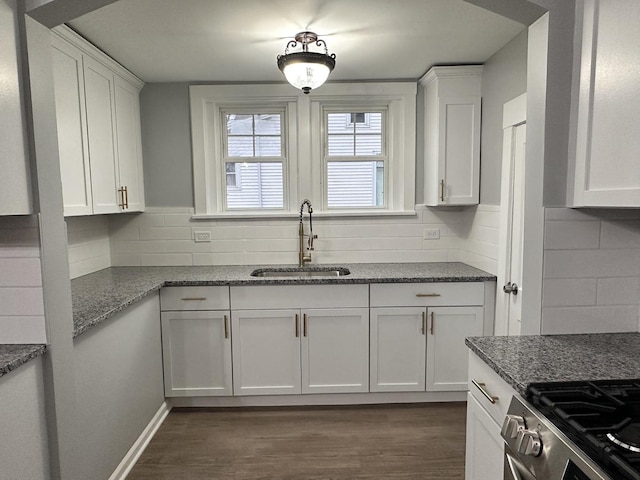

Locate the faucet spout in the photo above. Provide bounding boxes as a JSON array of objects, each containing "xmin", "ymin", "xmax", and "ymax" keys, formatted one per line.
[{"xmin": 298, "ymin": 199, "xmax": 317, "ymax": 267}]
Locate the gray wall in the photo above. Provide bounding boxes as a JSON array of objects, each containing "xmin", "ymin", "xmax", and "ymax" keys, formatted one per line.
[
  {"xmin": 0, "ymin": 357, "xmax": 50, "ymax": 480},
  {"xmin": 140, "ymin": 83, "xmax": 194, "ymax": 207},
  {"xmin": 480, "ymin": 29, "xmax": 528, "ymax": 205},
  {"xmin": 71, "ymin": 293, "xmax": 164, "ymax": 480}
]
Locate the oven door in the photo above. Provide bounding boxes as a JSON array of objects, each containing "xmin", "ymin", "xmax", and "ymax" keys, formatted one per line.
[{"xmin": 504, "ymin": 444, "xmax": 537, "ymax": 480}]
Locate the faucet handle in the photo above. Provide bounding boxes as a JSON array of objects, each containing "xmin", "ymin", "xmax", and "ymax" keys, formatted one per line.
[{"xmin": 308, "ymin": 234, "xmax": 318, "ymax": 250}]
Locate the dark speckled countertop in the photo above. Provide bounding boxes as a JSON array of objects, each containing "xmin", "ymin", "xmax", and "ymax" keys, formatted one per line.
[
  {"xmin": 466, "ymin": 333, "xmax": 640, "ymax": 396},
  {"xmin": 0, "ymin": 344, "xmax": 47, "ymax": 379},
  {"xmin": 71, "ymin": 262, "xmax": 495, "ymax": 338}
]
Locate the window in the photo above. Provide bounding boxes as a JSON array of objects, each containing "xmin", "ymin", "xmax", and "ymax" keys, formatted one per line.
[
  {"xmin": 325, "ymin": 111, "xmax": 385, "ymax": 208},
  {"xmin": 190, "ymin": 83, "xmax": 415, "ymax": 217},
  {"xmin": 223, "ymin": 112, "xmax": 285, "ymax": 210}
]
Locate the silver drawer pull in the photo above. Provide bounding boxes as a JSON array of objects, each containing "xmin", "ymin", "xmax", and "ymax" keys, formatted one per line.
[
  {"xmin": 416, "ymin": 293, "xmax": 441, "ymax": 297},
  {"xmin": 181, "ymin": 297, "xmax": 207, "ymax": 301},
  {"xmin": 472, "ymin": 379, "xmax": 498, "ymax": 404}
]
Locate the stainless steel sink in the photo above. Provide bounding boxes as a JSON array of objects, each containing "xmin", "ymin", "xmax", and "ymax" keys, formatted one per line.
[{"xmin": 250, "ymin": 267, "xmax": 351, "ymax": 278}]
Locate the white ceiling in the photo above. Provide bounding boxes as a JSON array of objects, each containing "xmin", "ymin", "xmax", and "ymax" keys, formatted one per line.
[{"xmin": 68, "ymin": 0, "xmax": 525, "ymax": 83}]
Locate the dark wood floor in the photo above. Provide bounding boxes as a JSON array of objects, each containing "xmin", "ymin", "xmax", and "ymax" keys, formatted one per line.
[{"xmin": 127, "ymin": 403, "xmax": 467, "ymax": 479}]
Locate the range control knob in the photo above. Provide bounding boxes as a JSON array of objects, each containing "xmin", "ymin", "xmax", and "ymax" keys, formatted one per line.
[
  {"xmin": 501, "ymin": 414, "xmax": 526, "ymax": 439},
  {"xmin": 517, "ymin": 429, "xmax": 543, "ymax": 457}
]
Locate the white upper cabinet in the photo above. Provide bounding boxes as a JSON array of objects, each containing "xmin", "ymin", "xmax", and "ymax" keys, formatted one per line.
[
  {"xmin": 569, "ymin": 0, "xmax": 640, "ymax": 207},
  {"xmin": 420, "ymin": 66, "xmax": 482, "ymax": 206},
  {"xmin": 0, "ymin": 0, "xmax": 32, "ymax": 215},
  {"xmin": 51, "ymin": 26, "xmax": 145, "ymax": 216}
]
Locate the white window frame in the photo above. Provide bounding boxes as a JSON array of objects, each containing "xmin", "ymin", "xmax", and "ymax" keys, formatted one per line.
[
  {"xmin": 323, "ymin": 107, "xmax": 388, "ymax": 210},
  {"xmin": 190, "ymin": 83, "xmax": 416, "ymax": 218}
]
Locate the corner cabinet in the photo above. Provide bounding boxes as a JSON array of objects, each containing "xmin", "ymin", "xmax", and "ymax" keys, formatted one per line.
[
  {"xmin": 420, "ymin": 66, "xmax": 482, "ymax": 206},
  {"xmin": 230, "ymin": 285, "xmax": 370, "ymax": 396},
  {"xmin": 370, "ymin": 283, "xmax": 488, "ymax": 393},
  {"xmin": 568, "ymin": 0, "xmax": 640, "ymax": 207},
  {"xmin": 51, "ymin": 26, "xmax": 145, "ymax": 216},
  {"xmin": 0, "ymin": 0, "xmax": 32, "ymax": 215},
  {"xmin": 160, "ymin": 286, "xmax": 233, "ymax": 397}
]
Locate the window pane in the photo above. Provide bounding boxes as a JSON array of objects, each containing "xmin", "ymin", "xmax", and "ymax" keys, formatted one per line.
[
  {"xmin": 356, "ymin": 113, "xmax": 382, "ymax": 133},
  {"xmin": 327, "ymin": 161, "xmax": 384, "ymax": 208},
  {"xmin": 255, "ymin": 136, "xmax": 282, "ymax": 156},
  {"xmin": 355, "ymin": 135, "xmax": 382, "ymax": 156},
  {"xmin": 227, "ymin": 136, "xmax": 254, "ymax": 157},
  {"xmin": 328, "ymin": 135, "xmax": 355, "ymax": 156},
  {"xmin": 226, "ymin": 162, "xmax": 283, "ymax": 209},
  {"xmin": 254, "ymin": 114, "xmax": 281, "ymax": 135},
  {"xmin": 327, "ymin": 113, "xmax": 353, "ymax": 134},
  {"xmin": 226, "ymin": 114, "xmax": 253, "ymax": 135}
]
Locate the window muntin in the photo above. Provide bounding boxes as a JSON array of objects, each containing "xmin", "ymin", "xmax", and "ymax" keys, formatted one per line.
[
  {"xmin": 223, "ymin": 111, "xmax": 285, "ymax": 210},
  {"xmin": 324, "ymin": 110, "xmax": 386, "ymax": 209}
]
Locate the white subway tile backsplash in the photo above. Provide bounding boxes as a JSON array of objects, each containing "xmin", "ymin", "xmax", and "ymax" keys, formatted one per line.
[
  {"xmin": 0, "ymin": 287, "xmax": 45, "ymax": 316},
  {"xmin": 600, "ymin": 221, "xmax": 640, "ymax": 249},
  {"xmin": 66, "ymin": 216, "xmax": 112, "ymax": 279},
  {"xmin": 139, "ymin": 226, "xmax": 192, "ymax": 240},
  {"xmin": 544, "ymin": 249, "xmax": 640, "ymax": 279},
  {"xmin": 192, "ymin": 252, "xmax": 245, "ymax": 265},
  {"xmin": 542, "ymin": 306, "xmax": 639, "ymax": 334},
  {"xmin": 544, "ymin": 220, "xmax": 601, "ymax": 250},
  {"xmin": 140, "ymin": 253, "xmax": 193, "ymax": 266},
  {"xmin": 597, "ymin": 277, "xmax": 640, "ymax": 306},
  {"xmin": 542, "ymin": 278, "xmax": 597, "ymax": 307},
  {"xmin": 0, "ymin": 258, "xmax": 42, "ymax": 287},
  {"xmin": 0, "ymin": 316, "xmax": 48, "ymax": 344},
  {"xmin": 111, "ymin": 253, "xmax": 142, "ymax": 266},
  {"xmin": 112, "ymin": 240, "xmax": 167, "ymax": 254}
]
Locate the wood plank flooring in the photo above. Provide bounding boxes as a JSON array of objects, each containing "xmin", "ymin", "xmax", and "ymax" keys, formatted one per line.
[{"xmin": 127, "ymin": 403, "xmax": 467, "ymax": 479}]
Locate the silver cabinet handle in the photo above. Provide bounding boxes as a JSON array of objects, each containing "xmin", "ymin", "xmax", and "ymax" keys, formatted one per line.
[
  {"xmin": 471, "ymin": 379, "xmax": 498, "ymax": 404},
  {"xmin": 416, "ymin": 293, "xmax": 441, "ymax": 297},
  {"xmin": 181, "ymin": 297, "xmax": 207, "ymax": 301},
  {"xmin": 421, "ymin": 311, "xmax": 426, "ymax": 335},
  {"xmin": 223, "ymin": 315, "xmax": 229, "ymax": 339},
  {"xmin": 295, "ymin": 314, "xmax": 299, "ymax": 338},
  {"xmin": 440, "ymin": 179, "xmax": 445, "ymax": 202}
]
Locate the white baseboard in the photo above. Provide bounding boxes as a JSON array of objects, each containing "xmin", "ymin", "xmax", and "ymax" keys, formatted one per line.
[
  {"xmin": 108, "ymin": 401, "xmax": 171, "ymax": 480},
  {"xmin": 170, "ymin": 391, "xmax": 467, "ymax": 408}
]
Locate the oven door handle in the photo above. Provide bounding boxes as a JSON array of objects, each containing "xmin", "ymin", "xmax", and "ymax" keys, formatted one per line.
[{"xmin": 505, "ymin": 453, "xmax": 535, "ymax": 480}]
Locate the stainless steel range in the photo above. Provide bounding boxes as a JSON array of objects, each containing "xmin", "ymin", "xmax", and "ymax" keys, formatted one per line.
[{"xmin": 502, "ymin": 380, "xmax": 640, "ymax": 480}]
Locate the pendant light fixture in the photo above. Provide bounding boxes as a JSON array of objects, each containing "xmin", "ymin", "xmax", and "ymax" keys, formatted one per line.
[{"xmin": 277, "ymin": 31, "xmax": 336, "ymax": 94}]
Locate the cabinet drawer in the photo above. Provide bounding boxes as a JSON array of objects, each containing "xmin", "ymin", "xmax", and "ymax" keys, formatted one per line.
[
  {"xmin": 370, "ymin": 282, "xmax": 484, "ymax": 307},
  {"xmin": 230, "ymin": 285, "xmax": 368, "ymax": 310},
  {"xmin": 160, "ymin": 286, "xmax": 230, "ymax": 311},
  {"xmin": 468, "ymin": 351, "xmax": 515, "ymax": 425}
]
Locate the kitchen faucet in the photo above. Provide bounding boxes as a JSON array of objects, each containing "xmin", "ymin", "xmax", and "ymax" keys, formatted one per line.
[{"xmin": 298, "ymin": 199, "xmax": 317, "ymax": 267}]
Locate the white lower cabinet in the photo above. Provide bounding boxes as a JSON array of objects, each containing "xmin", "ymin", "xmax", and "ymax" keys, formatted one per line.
[
  {"xmin": 370, "ymin": 286, "xmax": 485, "ymax": 394},
  {"xmin": 232, "ymin": 307, "xmax": 369, "ymax": 396},
  {"xmin": 465, "ymin": 393, "xmax": 504, "ymax": 480},
  {"xmin": 232, "ymin": 309, "xmax": 302, "ymax": 396},
  {"xmin": 302, "ymin": 308, "xmax": 369, "ymax": 394}
]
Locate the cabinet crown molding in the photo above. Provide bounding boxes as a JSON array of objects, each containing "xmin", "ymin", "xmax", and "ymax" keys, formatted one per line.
[{"xmin": 419, "ymin": 65, "xmax": 483, "ymax": 88}]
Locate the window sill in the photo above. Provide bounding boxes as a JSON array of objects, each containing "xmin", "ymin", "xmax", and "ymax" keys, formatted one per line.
[{"xmin": 191, "ymin": 210, "xmax": 417, "ymax": 220}]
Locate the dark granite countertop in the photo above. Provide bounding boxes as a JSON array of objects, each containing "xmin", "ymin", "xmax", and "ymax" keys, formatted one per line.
[
  {"xmin": 0, "ymin": 344, "xmax": 47, "ymax": 379},
  {"xmin": 71, "ymin": 262, "xmax": 495, "ymax": 338},
  {"xmin": 466, "ymin": 333, "xmax": 640, "ymax": 396}
]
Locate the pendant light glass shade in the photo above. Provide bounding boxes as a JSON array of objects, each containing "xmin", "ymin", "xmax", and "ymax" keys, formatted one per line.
[{"xmin": 277, "ymin": 32, "xmax": 336, "ymax": 94}]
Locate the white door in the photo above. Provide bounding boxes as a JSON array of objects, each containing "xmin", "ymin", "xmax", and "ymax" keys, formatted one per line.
[
  {"xmin": 51, "ymin": 36, "xmax": 92, "ymax": 216},
  {"xmin": 114, "ymin": 76, "xmax": 145, "ymax": 212},
  {"xmin": 232, "ymin": 309, "xmax": 301, "ymax": 396},
  {"xmin": 161, "ymin": 310, "xmax": 232, "ymax": 397},
  {"xmin": 301, "ymin": 308, "xmax": 369, "ymax": 394},
  {"xmin": 426, "ymin": 306, "xmax": 483, "ymax": 392},
  {"xmin": 83, "ymin": 56, "xmax": 120, "ymax": 214},
  {"xmin": 370, "ymin": 307, "xmax": 426, "ymax": 392},
  {"xmin": 464, "ymin": 393, "xmax": 505, "ymax": 480},
  {"xmin": 497, "ymin": 94, "xmax": 527, "ymax": 336}
]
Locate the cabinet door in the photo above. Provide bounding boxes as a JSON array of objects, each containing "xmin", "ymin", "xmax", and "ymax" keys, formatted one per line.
[
  {"xmin": 0, "ymin": 0, "xmax": 32, "ymax": 215},
  {"xmin": 161, "ymin": 310, "xmax": 232, "ymax": 397},
  {"xmin": 51, "ymin": 35, "xmax": 92, "ymax": 216},
  {"xmin": 114, "ymin": 76, "xmax": 145, "ymax": 212},
  {"xmin": 232, "ymin": 309, "xmax": 301, "ymax": 396},
  {"xmin": 301, "ymin": 308, "xmax": 369, "ymax": 394},
  {"xmin": 426, "ymin": 306, "xmax": 483, "ymax": 391},
  {"xmin": 370, "ymin": 307, "xmax": 426, "ymax": 392},
  {"xmin": 438, "ymin": 96, "xmax": 481, "ymax": 205},
  {"xmin": 571, "ymin": 0, "xmax": 640, "ymax": 207},
  {"xmin": 83, "ymin": 56, "xmax": 120, "ymax": 214},
  {"xmin": 465, "ymin": 393, "xmax": 504, "ymax": 480}
]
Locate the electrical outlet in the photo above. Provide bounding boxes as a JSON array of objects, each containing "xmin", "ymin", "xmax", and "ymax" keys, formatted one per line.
[
  {"xmin": 194, "ymin": 231, "xmax": 211, "ymax": 243},
  {"xmin": 423, "ymin": 228, "xmax": 440, "ymax": 240}
]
